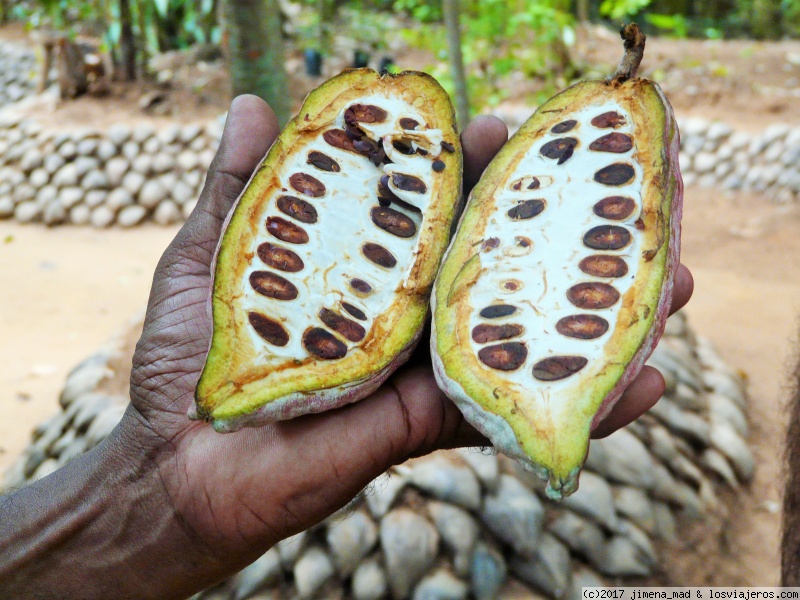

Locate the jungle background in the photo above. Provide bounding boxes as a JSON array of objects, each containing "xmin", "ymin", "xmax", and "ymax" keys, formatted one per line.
[{"xmin": 1, "ymin": 0, "xmax": 800, "ymax": 590}]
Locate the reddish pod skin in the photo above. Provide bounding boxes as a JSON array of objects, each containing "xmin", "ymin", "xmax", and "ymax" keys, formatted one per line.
[{"xmin": 431, "ymin": 29, "xmax": 682, "ymax": 499}]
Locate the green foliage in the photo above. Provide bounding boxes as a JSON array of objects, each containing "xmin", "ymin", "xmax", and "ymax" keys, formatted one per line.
[
  {"xmin": 401, "ymin": 0, "xmax": 575, "ymax": 113},
  {"xmin": 392, "ymin": 0, "xmax": 441, "ymax": 22},
  {"xmin": 598, "ymin": 0, "xmax": 652, "ymax": 20},
  {"xmin": 644, "ymin": 12, "xmax": 688, "ymax": 37}
]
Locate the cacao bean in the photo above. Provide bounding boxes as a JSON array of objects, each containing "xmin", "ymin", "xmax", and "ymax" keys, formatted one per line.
[
  {"xmin": 289, "ymin": 173, "xmax": 326, "ymax": 197},
  {"xmin": 551, "ymin": 120, "xmax": 577, "ymax": 134},
  {"xmin": 583, "ymin": 225, "xmax": 632, "ymax": 250},
  {"xmin": 556, "ymin": 315, "xmax": 609, "ymax": 339},
  {"xmin": 267, "ymin": 216, "xmax": 309, "ymax": 244},
  {"xmin": 478, "ymin": 343, "xmax": 528, "ymax": 371},
  {"xmin": 511, "ymin": 176, "xmax": 543, "ymax": 190},
  {"xmin": 345, "ymin": 104, "xmax": 388, "ymax": 125},
  {"xmin": 362, "ymin": 243, "xmax": 397, "ymax": 268},
  {"xmin": 591, "ymin": 111, "xmax": 627, "ymax": 129},
  {"xmin": 371, "ymin": 206, "xmax": 417, "ymax": 238},
  {"xmin": 350, "ymin": 278, "xmax": 373, "ymax": 294},
  {"xmin": 303, "ymin": 327, "xmax": 348, "ymax": 359},
  {"xmin": 594, "ymin": 163, "xmax": 635, "ymax": 186},
  {"xmin": 392, "ymin": 140, "xmax": 416, "ymax": 155},
  {"xmin": 472, "ymin": 323, "xmax": 524, "ymax": 344},
  {"xmin": 342, "ymin": 302, "xmax": 367, "ymax": 321},
  {"xmin": 248, "ymin": 312, "xmax": 290, "ymax": 346},
  {"xmin": 378, "ymin": 175, "xmax": 402, "ymax": 203},
  {"xmin": 502, "ymin": 280, "xmax": 522, "ymax": 292},
  {"xmin": 532, "ymin": 356, "xmax": 588, "ymax": 381},
  {"xmin": 307, "ymin": 151, "xmax": 340, "ymax": 172},
  {"xmin": 579, "ymin": 255, "xmax": 629, "ymax": 278},
  {"xmin": 399, "ymin": 118, "xmax": 419, "ymax": 130},
  {"xmin": 590, "ymin": 132, "xmax": 634, "ymax": 153},
  {"xmin": 432, "ymin": 160, "xmax": 446, "ymax": 172},
  {"xmin": 540, "ymin": 137, "xmax": 578, "ymax": 164},
  {"xmin": 507, "ymin": 199, "xmax": 545, "ymax": 220},
  {"xmin": 257, "ymin": 242, "xmax": 304, "ymax": 273},
  {"xmin": 277, "ymin": 195, "xmax": 318, "ymax": 224},
  {"xmin": 567, "ymin": 282, "xmax": 620, "ymax": 309},
  {"xmin": 593, "ymin": 196, "xmax": 636, "ymax": 220},
  {"xmin": 482, "ymin": 237, "xmax": 500, "ymax": 251},
  {"xmin": 324, "ymin": 129, "xmax": 362, "ymax": 154},
  {"xmin": 320, "ymin": 308, "xmax": 366, "ymax": 342},
  {"xmin": 250, "ymin": 271, "xmax": 299, "ymax": 300},
  {"xmin": 441, "ymin": 141, "xmax": 455, "ymax": 153},
  {"xmin": 480, "ymin": 304, "xmax": 517, "ymax": 319},
  {"xmin": 391, "ymin": 173, "xmax": 427, "ymax": 194}
]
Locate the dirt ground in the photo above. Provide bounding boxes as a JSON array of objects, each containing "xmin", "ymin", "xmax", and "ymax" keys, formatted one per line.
[{"xmin": 2, "ymin": 24, "xmax": 800, "ymax": 587}]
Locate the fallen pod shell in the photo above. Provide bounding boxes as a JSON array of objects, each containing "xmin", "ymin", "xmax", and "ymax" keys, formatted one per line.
[
  {"xmin": 194, "ymin": 69, "xmax": 461, "ymax": 430},
  {"xmin": 431, "ymin": 25, "xmax": 682, "ymax": 499}
]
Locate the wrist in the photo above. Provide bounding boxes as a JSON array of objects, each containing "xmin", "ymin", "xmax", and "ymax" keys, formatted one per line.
[{"xmin": 0, "ymin": 406, "xmax": 222, "ymax": 600}]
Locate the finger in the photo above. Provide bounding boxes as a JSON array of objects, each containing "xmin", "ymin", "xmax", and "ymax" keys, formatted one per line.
[
  {"xmin": 461, "ymin": 115, "xmax": 508, "ymax": 196},
  {"xmin": 178, "ymin": 95, "xmax": 281, "ymax": 253},
  {"xmin": 591, "ymin": 365, "xmax": 665, "ymax": 438},
  {"xmin": 670, "ymin": 264, "xmax": 694, "ymax": 315}
]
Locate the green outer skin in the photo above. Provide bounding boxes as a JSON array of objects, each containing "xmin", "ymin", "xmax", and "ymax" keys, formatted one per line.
[
  {"xmin": 432, "ymin": 77, "xmax": 681, "ymax": 499},
  {"xmin": 195, "ymin": 69, "xmax": 462, "ymax": 428}
]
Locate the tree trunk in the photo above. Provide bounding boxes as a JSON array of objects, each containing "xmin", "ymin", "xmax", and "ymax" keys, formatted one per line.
[
  {"xmin": 442, "ymin": 0, "xmax": 469, "ymax": 131},
  {"xmin": 118, "ymin": 0, "xmax": 136, "ymax": 81},
  {"xmin": 576, "ymin": 0, "xmax": 589, "ymax": 23},
  {"xmin": 224, "ymin": 0, "xmax": 291, "ymax": 127}
]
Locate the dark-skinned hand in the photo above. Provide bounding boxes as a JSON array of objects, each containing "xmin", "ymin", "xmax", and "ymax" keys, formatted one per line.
[{"xmin": 0, "ymin": 95, "xmax": 693, "ymax": 600}]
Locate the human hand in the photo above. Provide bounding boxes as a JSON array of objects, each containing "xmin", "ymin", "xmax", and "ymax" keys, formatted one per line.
[{"xmin": 0, "ymin": 95, "xmax": 691, "ymax": 600}]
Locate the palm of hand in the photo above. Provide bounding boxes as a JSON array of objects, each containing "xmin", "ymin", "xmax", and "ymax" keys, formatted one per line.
[{"xmin": 125, "ymin": 96, "xmax": 692, "ymax": 568}]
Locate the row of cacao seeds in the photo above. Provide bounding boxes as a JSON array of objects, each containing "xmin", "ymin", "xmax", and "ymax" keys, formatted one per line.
[
  {"xmin": 0, "ymin": 110, "xmax": 223, "ymax": 226},
  {"xmin": 1, "ymin": 310, "xmax": 754, "ymax": 600}
]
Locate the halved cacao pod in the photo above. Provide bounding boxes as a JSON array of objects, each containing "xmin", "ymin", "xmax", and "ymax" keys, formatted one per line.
[
  {"xmin": 431, "ymin": 26, "xmax": 682, "ymax": 499},
  {"xmin": 194, "ymin": 69, "xmax": 461, "ymax": 431}
]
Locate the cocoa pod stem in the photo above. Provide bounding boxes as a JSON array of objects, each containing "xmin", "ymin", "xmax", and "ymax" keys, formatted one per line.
[{"xmin": 611, "ymin": 23, "xmax": 646, "ymax": 84}]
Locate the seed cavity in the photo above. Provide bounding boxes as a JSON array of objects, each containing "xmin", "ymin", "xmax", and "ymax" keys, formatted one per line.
[
  {"xmin": 480, "ymin": 304, "xmax": 517, "ymax": 319},
  {"xmin": 510, "ymin": 175, "xmax": 552, "ymax": 190},
  {"xmin": 257, "ymin": 242, "xmax": 304, "ymax": 273},
  {"xmin": 472, "ymin": 323, "xmax": 524, "ymax": 344},
  {"xmin": 277, "ymin": 195, "xmax": 318, "ymax": 224},
  {"xmin": 579, "ymin": 255, "xmax": 629, "ymax": 278},
  {"xmin": 482, "ymin": 237, "xmax": 500, "ymax": 252},
  {"xmin": 303, "ymin": 327, "xmax": 348, "ymax": 360},
  {"xmin": 533, "ymin": 356, "xmax": 589, "ymax": 381},
  {"xmin": 594, "ymin": 163, "xmax": 635, "ymax": 186},
  {"xmin": 584, "ymin": 225, "xmax": 632, "ymax": 250},
  {"xmin": 324, "ymin": 129, "xmax": 362, "ymax": 154},
  {"xmin": 344, "ymin": 103, "xmax": 388, "ymax": 125},
  {"xmin": 319, "ymin": 308, "xmax": 366, "ymax": 343},
  {"xmin": 593, "ymin": 196, "xmax": 636, "ymax": 221},
  {"xmin": 501, "ymin": 280, "xmax": 522, "ymax": 293},
  {"xmin": 556, "ymin": 315, "xmax": 609, "ymax": 339},
  {"xmin": 590, "ymin": 132, "xmax": 634, "ymax": 153},
  {"xmin": 350, "ymin": 278, "xmax": 373, "ymax": 294},
  {"xmin": 392, "ymin": 140, "xmax": 416, "ymax": 155},
  {"xmin": 391, "ymin": 172, "xmax": 427, "ymax": 194},
  {"xmin": 592, "ymin": 111, "xmax": 626, "ymax": 129},
  {"xmin": 504, "ymin": 236, "xmax": 534, "ymax": 257},
  {"xmin": 432, "ymin": 160, "xmax": 446, "ymax": 172},
  {"xmin": 551, "ymin": 120, "xmax": 577, "ymax": 134},
  {"xmin": 567, "ymin": 282, "xmax": 621, "ymax": 309},
  {"xmin": 362, "ymin": 243, "xmax": 397, "ymax": 268},
  {"xmin": 478, "ymin": 342, "xmax": 528, "ymax": 371},
  {"xmin": 248, "ymin": 312, "xmax": 290, "ymax": 346},
  {"xmin": 250, "ymin": 271, "xmax": 299, "ymax": 300},
  {"xmin": 307, "ymin": 151, "xmax": 340, "ymax": 172},
  {"xmin": 371, "ymin": 206, "xmax": 417, "ymax": 238},
  {"xmin": 266, "ymin": 216, "xmax": 309, "ymax": 244},
  {"xmin": 541, "ymin": 137, "xmax": 578, "ymax": 164},
  {"xmin": 507, "ymin": 199, "xmax": 545, "ymax": 220},
  {"xmin": 399, "ymin": 117, "xmax": 419, "ymax": 130},
  {"xmin": 342, "ymin": 302, "xmax": 367, "ymax": 321}
]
